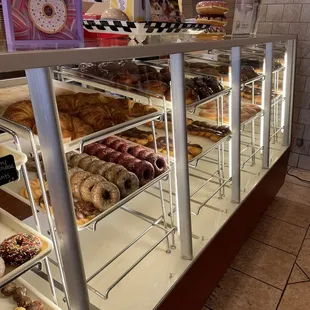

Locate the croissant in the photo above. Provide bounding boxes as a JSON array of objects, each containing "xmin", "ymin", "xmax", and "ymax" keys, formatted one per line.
[
  {"xmin": 3, "ymin": 100, "xmax": 35, "ymax": 128},
  {"xmin": 71, "ymin": 116, "xmax": 94, "ymax": 139},
  {"xmin": 129, "ymin": 102, "xmax": 157, "ymax": 117}
]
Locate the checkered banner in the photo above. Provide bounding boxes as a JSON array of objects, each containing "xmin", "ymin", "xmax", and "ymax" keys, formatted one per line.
[{"xmin": 83, "ymin": 20, "xmax": 211, "ymax": 35}]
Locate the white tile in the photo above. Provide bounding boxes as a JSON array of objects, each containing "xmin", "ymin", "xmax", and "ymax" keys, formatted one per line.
[
  {"xmin": 289, "ymin": 152, "xmax": 299, "ymax": 166},
  {"xmin": 272, "ymin": 22, "xmax": 290, "ymax": 33},
  {"xmin": 300, "ymin": 4, "xmax": 310, "ymax": 21},
  {"xmin": 258, "ymin": 22, "xmax": 273, "ymax": 34},
  {"xmin": 262, "ymin": 0, "xmax": 276, "ymax": 3},
  {"xmin": 266, "ymin": 5, "xmax": 284, "ymax": 21},
  {"xmin": 292, "ymin": 123, "xmax": 305, "ymax": 138},
  {"xmin": 298, "ymin": 109, "xmax": 310, "ymax": 125},
  {"xmin": 295, "ymin": 75, "xmax": 306, "ymax": 92},
  {"xmin": 289, "ymin": 23, "xmax": 308, "ymax": 40},
  {"xmin": 282, "ymin": 4, "xmax": 302, "ymax": 21},
  {"xmin": 291, "ymin": 137, "xmax": 310, "ymax": 155},
  {"xmin": 299, "ymin": 155, "xmax": 310, "ymax": 170},
  {"xmin": 305, "ymin": 77, "xmax": 310, "ymax": 93}
]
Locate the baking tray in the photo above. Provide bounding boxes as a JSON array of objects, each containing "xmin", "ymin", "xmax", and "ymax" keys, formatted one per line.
[
  {"xmin": 0, "ymin": 208, "xmax": 53, "ymax": 287},
  {"xmin": 0, "ymin": 278, "xmax": 61, "ymax": 310}
]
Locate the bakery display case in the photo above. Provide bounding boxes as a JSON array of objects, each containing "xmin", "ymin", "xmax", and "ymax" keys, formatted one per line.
[{"xmin": 0, "ymin": 34, "xmax": 296, "ymax": 310}]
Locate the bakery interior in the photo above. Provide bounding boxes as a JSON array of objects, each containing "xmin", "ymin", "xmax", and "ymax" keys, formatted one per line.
[{"xmin": 0, "ymin": 0, "xmax": 302, "ymax": 309}]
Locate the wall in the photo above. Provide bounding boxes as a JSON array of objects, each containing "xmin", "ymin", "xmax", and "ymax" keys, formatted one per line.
[{"xmin": 258, "ymin": 1, "xmax": 310, "ymax": 170}]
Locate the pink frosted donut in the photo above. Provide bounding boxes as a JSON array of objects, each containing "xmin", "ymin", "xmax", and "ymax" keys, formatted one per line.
[
  {"xmin": 101, "ymin": 136, "xmax": 119, "ymax": 146},
  {"xmin": 116, "ymin": 153, "xmax": 134, "ymax": 166},
  {"xmin": 108, "ymin": 152, "xmax": 123, "ymax": 163},
  {"xmin": 109, "ymin": 140, "xmax": 128, "ymax": 151},
  {"xmin": 28, "ymin": 0, "xmax": 68, "ymax": 34},
  {"xmin": 128, "ymin": 145, "xmax": 145, "ymax": 157},
  {"xmin": 145, "ymin": 153, "xmax": 168, "ymax": 176},
  {"xmin": 132, "ymin": 161, "xmax": 155, "ymax": 186},
  {"xmin": 96, "ymin": 148, "xmax": 115, "ymax": 161},
  {"xmin": 84, "ymin": 143, "xmax": 105, "ymax": 156}
]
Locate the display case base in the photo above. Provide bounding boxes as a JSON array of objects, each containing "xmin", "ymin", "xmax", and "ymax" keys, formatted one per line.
[{"xmin": 157, "ymin": 149, "xmax": 289, "ymax": 310}]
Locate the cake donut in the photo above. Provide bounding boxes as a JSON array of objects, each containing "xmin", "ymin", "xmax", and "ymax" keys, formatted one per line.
[
  {"xmin": 91, "ymin": 182, "xmax": 120, "ymax": 211},
  {"xmin": 80, "ymin": 175, "xmax": 106, "ymax": 202},
  {"xmin": 116, "ymin": 153, "xmax": 134, "ymax": 166},
  {"xmin": 28, "ymin": 0, "xmax": 68, "ymax": 34},
  {"xmin": 114, "ymin": 171, "xmax": 139, "ymax": 198},
  {"xmin": 145, "ymin": 153, "xmax": 168, "ymax": 176},
  {"xmin": 109, "ymin": 140, "xmax": 128, "ymax": 151},
  {"xmin": 70, "ymin": 153, "xmax": 88, "ymax": 167},
  {"xmin": 0, "ymin": 233, "xmax": 42, "ymax": 266},
  {"xmin": 101, "ymin": 136, "xmax": 119, "ymax": 146},
  {"xmin": 196, "ymin": 1, "xmax": 228, "ymax": 14},
  {"xmin": 96, "ymin": 162, "xmax": 117, "ymax": 175},
  {"xmin": 78, "ymin": 156, "xmax": 99, "ymax": 170},
  {"xmin": 130, "ymin": 161, "xmax": 155, "ymax": 186},
  {"xmin": 103, "ymin": 165, "xmax": 127, "ymax": 182},
  {"xmin": 95, "ymin": 148, "xmax": 115, "ymax": 161},
  {"xmin": 70, "ymin": 171, "xmax": 91, "ymax": 199},
  {"xmin": 107, "ymin": 151, "xmax": 123, "ymax": 163},
  {"xmin": 84, "ymin": 143, "xmax": 106, "ymax": 156},
  {"xmin": 86, "ymin": 161, "xmax": 106, "ymax": 174}
]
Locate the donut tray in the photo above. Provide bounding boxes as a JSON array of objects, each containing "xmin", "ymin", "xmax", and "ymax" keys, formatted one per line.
[
  {"xmin": 0, "ymin": 278, "xmax": 61, "ymax": 310},
  {"xmin": 0, "ymin": 208, "xmax": 53, "ymax": 288}
]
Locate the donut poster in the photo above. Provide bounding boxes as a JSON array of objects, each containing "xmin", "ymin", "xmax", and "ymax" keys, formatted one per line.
[{"xmin": 2, "ymin": 0, "xmax": 83, "ymax": 49}]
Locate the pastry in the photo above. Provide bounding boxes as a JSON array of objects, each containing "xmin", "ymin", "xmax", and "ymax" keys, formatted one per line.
[
  {"xmin": 27, "ymin": 301, "xmax": 46, "ymax": 310},
  {"xmin": 196, "ymin": 1, "xmax": 228, "ymax": 14},
  {"xmin": 141, "ymin": 81, "xmax": 170, "ymax": 95},
  {"xmin": 118, "ymin": 128, "xmax": 153, "ymax": 145},
  {"xmin": 145, "ymin": 153, "xmax": 168, "ymax": 176},
  {"xmin": 1, "ymin": 282, "xmax": 17, "ymax": 296},
  {"xmin": 78, "ymin": 156, "xmax": 99, "ymax": 170},
  {"xmin": 0, "ymin": 233, "xmax": 42, "ymax": 266},
  {"xmin": 113, "ymin": 171, "xmax": 139, "ymax": 198},
  {"xmin": 0, "ymin": 257, "xmax": 5, "ymax": 278},
  {"xmin": 70, "ymin": 153, "xmax": 88, "ymax": 167},
  {"xmin": 187, "ymin": 121, "xmax": 231, "ymax": 141},
  {"xmin": 80, "ymin": 175, "xmax": 107, "ymax": 203},
  {"xmin": 130, "ymin": 161, "xmax": 155, "ymax": 186},
  {"xmin": 16, "ymin": 296, "xmax": 32, "ymax": 308},
  {"xmin": 196, "ymin": 14, "xmax": 227, "ymax": 26},
  {"xmin": 13, "ymin": 287, "xmax": 27, "ymax": 302},
  {"xmin": 70, "ymin": 171, "xmax": 92, "ymax": 199},
  {"xmin": 242, "ymin": 86, "xmax": 262, "ymax": 104},
  {"xmin": 91, "ymin": 181, "xmax": 120, "ymax": 211}
]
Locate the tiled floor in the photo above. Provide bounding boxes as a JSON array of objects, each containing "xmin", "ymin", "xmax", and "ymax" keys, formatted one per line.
[{"xmin": 203, "ymin": 168, "xmax": 310, "ymax": 310}]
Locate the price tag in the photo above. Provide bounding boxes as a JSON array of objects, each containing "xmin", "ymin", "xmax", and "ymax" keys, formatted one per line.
[{"xmin": 0, "ymin": 155, "xmax": 18, "ymax": 186}]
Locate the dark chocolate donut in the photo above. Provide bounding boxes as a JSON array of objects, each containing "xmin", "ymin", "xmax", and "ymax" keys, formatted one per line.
[
  {"xmin": 145, "ymin": 153, "xmax": 168, "ymax": 176},
  {"xmin": 132, "ymin": 161, "xmax": 155, "ymax": 186}
]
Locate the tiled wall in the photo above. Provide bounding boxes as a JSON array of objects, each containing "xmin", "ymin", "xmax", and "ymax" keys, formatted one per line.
[{"xmin": 258, "ymin": 1, "xmax": 310, "ymax": 170}]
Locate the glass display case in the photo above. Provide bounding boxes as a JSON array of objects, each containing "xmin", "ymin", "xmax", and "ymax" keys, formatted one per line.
[{"xmin": 0, "ymin": 34, "xmax": 296, "ymax": 310}]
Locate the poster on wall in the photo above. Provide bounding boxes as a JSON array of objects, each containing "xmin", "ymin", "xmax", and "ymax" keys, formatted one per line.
[
  {"xmin": 232, "ymin": 0, "xmax": 261, "ymax": 37},
  {"xmin": 2, "ymin": 0, "xmax": 84, "ymax": 51}
]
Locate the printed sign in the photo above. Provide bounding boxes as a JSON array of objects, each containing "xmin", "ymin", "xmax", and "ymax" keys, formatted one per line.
[{"xmin": 0, "ymin": 155, "xmax": 18, "ymax": 186}]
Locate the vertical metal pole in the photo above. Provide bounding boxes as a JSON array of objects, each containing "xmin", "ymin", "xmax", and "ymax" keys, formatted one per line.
[
  {"xmin": 25, "ymin": 68, "xmax": 90, "ymax": 310},
  {"xmin": 170, "ymin": 53, "xmax": 193, "ymax": 260},
  {"xmin": 261, "ymin": 42, "xmax": 273, "ymax": 169},
  {"xmin": 230, "ymin": 47, "xmax": 241, "ymax": 203},
  {"xmin": 282, "ymin": 39, "xmax": 296, "ymax": 146}
]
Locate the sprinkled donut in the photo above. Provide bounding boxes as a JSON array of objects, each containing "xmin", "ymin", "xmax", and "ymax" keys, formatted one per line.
[
  {"xmin": 91, "ymin": 181, "xmax": 120, "ymax": 211},
  {"xmin": 80, "ymin": 175, "xmax": 106, "ymax": 202},
  {"xmin": 0, "ymin": 233, "xmax": 42, "ymax": 266},
  {"xmin": 28, "ymin": 0, "xmax": 68, "ymax": 34}
]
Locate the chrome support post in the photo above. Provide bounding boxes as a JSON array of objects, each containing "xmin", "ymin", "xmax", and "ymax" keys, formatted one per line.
[
  {"xmin": 261, "ymin": 42, "xmax": 273, "ymax": 169},
  {"xmin": 25, "ymin": 68, "xmax": 90, "ymax": 310},
  {"xmin": 230, "ymin": 47, "xmax": 241, "ymax": 203},
  {"xmin": 282, "ymin": 39, "xmax": 296, "ymax": 146},
  {"xmin": 169, "ymin": 53, "xmax": 193, "ymax": 260}
]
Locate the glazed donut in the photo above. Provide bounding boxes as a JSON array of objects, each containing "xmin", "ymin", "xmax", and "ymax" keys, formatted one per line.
[
  {"xmin": 95, "ymin": 148, "xmax": 115, "ymax": 161},
  {"xmin": 70, "ymin": 153, "xmax": 88, "ymax": 167},
  {"xmin": 78, "ymin": 156, "xmax": 99, "ymax": 170},
  {"xmin": 80, "ymin": 175, "xmax": 106, "ymax": 202},
  {"xmin": 131, "ymin": 161, "xmax": 155, "ymax": 186},
  {"xmin": 91, "ymin": 181, "xmax": 120, "ymax": 211},
  {"xmin": 101, "ymin": 136, "xmax": 119, "ymax": 146},
  {"xmin": 70, "ymin": 171, "xmax": 91, "ymax": 199},
  {"xmin": 0, "ymin": 233, "xmax": 42, "ymax": 266},
  {"xmin": 84, "ymin": 143, "xmax": 106, "ymax": 156},
  {"xmin": 196, "ymin": 1, "xmax": 228, "ymax": 14},
  {"xmin": 28, "ymin": 0, "xmax": 67, "ymax": 34},
  {"xmin": 145, "ymin": 153, "xmax": 168, "ymax": 176},
  {"xmin": 104, "ymin": 165, "xmax": 127, "ymax": 182},
  {"xmin": 114, "ymin": 171, "xmax": 139, "ymax": 198}
]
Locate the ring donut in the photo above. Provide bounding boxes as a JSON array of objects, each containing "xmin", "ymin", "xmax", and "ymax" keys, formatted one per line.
[
  {"xmin": 86, "ymin": 161, "xmax": 106, "ymax": 174},
  {"xmin": 196, "ymin": 1, "xmax": 228, "ymax": 14},
  {"xmin": 91, "ymin": 181, "xmax": 120, "ymax": 211},
  {"xmin": 101, "ymin": 136, "xmax": 119, "ymax": 146},
  {"xmin": 70, "ymin": 171, "xmax": 91, "ymax": 199},
  {"xmin": 80, "ymin": 175, "xmax": 106, "ymax": 202},
  {"xmin": 128, "ymin": 145, "xmax": 145, "ymax": 158},
  {"xmin": 107, "ymin": 151, "xmax": 123, "ymax": 163},
  {"xmin": 145, "ymin": 153, "xmax": 168, "ymax": 176},
  {"xmin": 70, "ymin": 153, "xmax": 88, "ymax": 167},
  {"xmin": 78, "ymin": 156, "xmax": 99, "ymax": 170},
  {"xmin": 66, "ymin": 151, "xmax": 78, "ymax": 163},
  {"xmin": 137, "ymin": 149, "xmax": 153, "ymax": 160},
  {"xmin": 28, "ymin": 0, "xmax": 68, "ymax": 34},
  {"xmin": 131, "ymin": 161, "xmax": 155, "ymax": 186},
  {"xmin": 109, "ymin": 140, "xmax": 128, "ymax": 151},
  {"xmin": 97, "ymin": 162, "xmax": 117, "ymax": 176},
  {"xmin": 95, "ymin": 148, "xmax": 115, "ymax": 161},
  {"xmin": 115, "ymin": 153, "xmax": 134, "ymax": 166},
  {"xmin": 84, "ymin": 144, "xmax": 106, "ymax": 156},
  {"xmin": 114, "ymin": 171, "xmax": 139, "ymax": 198},
  {"xmin": 104, "ymin": 165, "xmax": 127, "ymax": 181}
]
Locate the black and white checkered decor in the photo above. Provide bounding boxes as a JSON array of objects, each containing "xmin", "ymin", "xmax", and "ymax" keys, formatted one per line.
[{"xmin": 83, "ymin": 20, "xmax": 210, "ymax": 35}]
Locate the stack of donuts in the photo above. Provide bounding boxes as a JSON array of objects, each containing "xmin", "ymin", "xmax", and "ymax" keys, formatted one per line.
[{"xmin": 195, "ymin": 0, "xmax": 228, "ymax": 39}]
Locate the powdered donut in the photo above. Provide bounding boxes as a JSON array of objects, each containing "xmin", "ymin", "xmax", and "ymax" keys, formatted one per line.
[
  {"xmin": 78, "ymin": 156, "xmax": 99, "ymax": 170},
  {"xmin": 104, "ymin": 165, "xmax": 127, "ymax": 181},
  {"xmin": 70, "ymin": 153, "xmax": 88, "ymax": 167},
  {"xmin": 91, "ymin": 182, "xmax": 120, "ymax": 211},
  {"xmin": 70, "ymin": 171, "xmax": 91, "ymax": 199},
  {"xmin": 80, "ymin": 175, "xmax": 106, "ymax": 202},
  {"xmin": 114, "ymin": 171, "xmax": 139, "ymax": 198},
  {"xmin": 28, "ymin": 0, "xmax": 68, "ymax": 34}
]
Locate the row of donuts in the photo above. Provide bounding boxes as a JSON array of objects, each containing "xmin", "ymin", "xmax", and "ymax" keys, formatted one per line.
[{"xmin": 1, "ymin": 281, "xmax": 46, "ymax": 310}]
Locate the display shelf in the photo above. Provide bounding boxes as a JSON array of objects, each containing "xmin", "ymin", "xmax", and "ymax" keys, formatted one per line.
[
  {"xmin": 0, "ymin": 208, "xmax": 53, "ymax": 288},
  {"xmin": 0, "ymin": 278, "xmax": 62, "ymax": 310},
  {"xmin": 0, "ymin": 144, "xmax": 27, "ymax": 170}
]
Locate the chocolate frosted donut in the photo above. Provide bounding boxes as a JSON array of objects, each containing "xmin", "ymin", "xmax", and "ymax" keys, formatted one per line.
[
  {"xmin": 108, "ymin": 151, "xmax": 123, "ymax": 163},
  {"xmin": 80, "ymin": 175, "xmax": 106, "ymax": 202},
  {"xmin": 84, "ymin": 143, "xmax": 106, "ymax": 156},
  {"xmin": 128, "ymin": 145, "xmax": 145, "ymax": 157},
  {"xmin": 115, "ymin": 153, "xmax": 133, "ymax": 166},
  {"xmin": 102, "ymin": 136, "xmax": 119, "ymax": 146},
  {"xmin": 70, "ymin": 153, "xmax": 88, "ymax": 167},
  {"xmin": 95, "ymin": 148, "xmax": 114, "ymax": 161},
  {"xmin": 131, "ymin": 161, "xmax": 155, "ymax": 186},
  {"xmin": 0, "ymin": 233, "xmax": 42, "ymax": 266},
  {"xmin": 70, "ymin": 171, "xmax": 92, "ymax": 199},
  {"xmin": 109, "ymin": 140, "xmax": 127, "ymax": 151},
  {"xmin": 104, "ymin": 165, "xmax": 126, "ymax": 182},
  {"xmin": 91, "ymin": 181, "xmax": 120, "ymax": 211},
  {"xmin": 145, "ymin": 153, "xmax": 167, "ymax": 176},
  {"xmin": 78, "ymin": 156, "xmax": 99, "ymax": 170},
  {"xmin": 115, "ymin": 171, "xmax": 139, "ymax": 198}
]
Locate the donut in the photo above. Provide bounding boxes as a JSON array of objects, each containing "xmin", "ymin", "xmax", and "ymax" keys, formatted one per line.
[
  {"xmin": 80, "ymin": 175, "xmax": 106, "ymax": 202},
  {"xmin": 196, "ymin": 1, "xmax": 228, "ymax": 15},
  {"xmin": 101, "ymin": 136, "xmax": 119, "ymax": 146},
  {"xmin": 200, "ymin": 100, "xmax": 217, "ymax": 110},
  {"xmin": 1, "ymin": 282, "xmax": 17, "ymax": 296},
  {"xmin": 104, "ymin": 165, "xmax": 127, "ymax": 182},
  {"xmin": 13, "ymin": 287, "xmax": 27, "ymax": 302},
  {"xmin": 108, "ymin": 151, "xmax": 123, "ymax": 163},
  {"xmin": 28, "ymin": 0, "xmax": 67, "ymax": 34},
  {"xmin": 68, "ymin": 167, "xmax": 82, "ymax": 180},
  {"xmin": 95, "ymin": 148, "xmax": 115, "ymax": 161},
  {"xmin": 242, "ymin": 104, "xmax": 262, "ymax": 113},
  {"xmin": 128, "ymin": 145, "xmax": 145, "ymax": 157},
  {"xmin": 84, "ymin": 143, "xmax": 106, "ymax": 156},
  {"xmin": 125, "ymin": 158, "xmax": 141, "ymax": 171},
  {"xmin": 199, "ymin": 109, "xmax": 218, "ymax": 120},
  {"xmin": 0, "ymin": 233, "xmax": 42, "ymax": 266},
  {"xmin": 131, "ymin": 161, "xmax": 155, "ymax": 186},
  {"xmin": 91, "ymin": 182, "xmax": 120, "ymax": 211},
  {"xmin": 70, "ymin": 153, "xmax": 88, "ymax": 167},
  {"xmin": 86, "ymin": 161, "xmax": 106, "ymax": 174},
  {"xmin": 114, "ymin": 171, "xmax": 139, "ymax": 198},
  {"xmin": 78, "ymin": 156, "xmax": 99, "ymax": 170},
  {"xmin": 66, "ymin": 151, "xmax": 78, "ymax": 163},
  {"xmin": 117, "ymin": 143, "xmax": 132, "ymax": 153},
  {"xmin": 97, "ymin": 162, "xmax": 117, "ymax": 175},
  {"xmin": 242, "ymin": 107, "xmax": 257, "ymax": 116},
  {"xmin": 116, "ymin": 153, "xmax": 134, "ymax": 166},
  {"xmin": 141, "ymin": 81, "xmax": 170, "ymax": 95},
  {"xmin": 27, "ymin": 301, "xmax": 46, "ymax": 310},
  {"xmin": 0, "ymin": 257, "xmax": 5, "ymax": 279},
  {"xmin": 137, "ymin": 149, "xmax": 153, "ymax": 160},
  {"xmin": 17, "ymin": 296, "xmax": 32, "ymax": 308},
  {"xmin": 70, "ymin": 171, "xmax": 91, "ymax": 199},
  {"xmin": 196, "ymin": 14, "xmax": 227, "ymax": 26},
  {"xmin": 145, "ymin": 153, "xmax": 168, "ymax": 176},
  {"xmin": 109, "ymin": 140, "xmax": 128, "ymax": 151}
]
